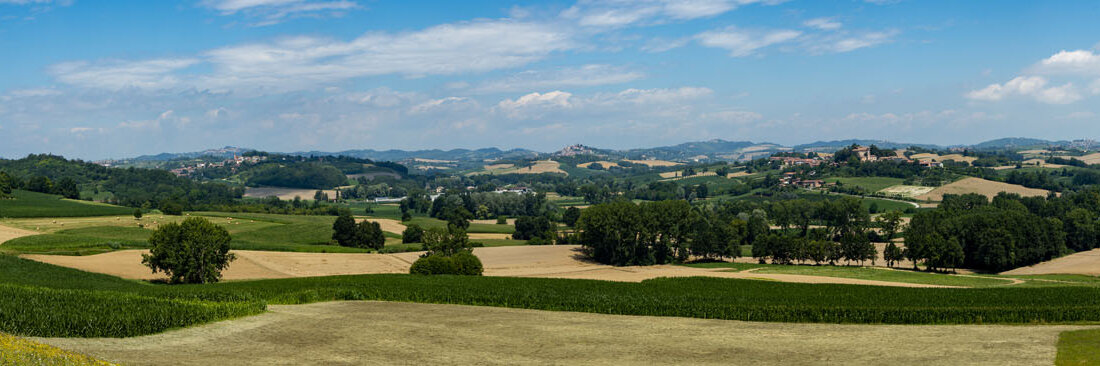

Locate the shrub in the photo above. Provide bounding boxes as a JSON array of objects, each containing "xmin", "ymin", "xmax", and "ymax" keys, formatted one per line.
[
  {"xmin": 402, "ymin": 224, "xmax": 424, "ymax": 244},
  {"xmin": 133, "ymin": 208, "xmax": 142, "ymax": 219},
  {"xmin": 160, "ymin": 201, "xmax": 184, "ymax": 216},
  {"xmin": 409, "ymin": 252, "xmax": 483, "ymax": 275},
  {"xmin": 142, "ymin": 217, "xmax": 236, "ymax": 284},
  {"xmin": 527, "ymin": 237, "xmax": 552, "ymax": 245},
  {"xmin": 496, "ymin": 216, "xmax": 507, "ymax": 225}
]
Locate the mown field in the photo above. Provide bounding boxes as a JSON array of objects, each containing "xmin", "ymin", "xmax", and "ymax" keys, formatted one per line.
[
  {"xmin": 0, "ymin": 331, "xmax": 113, "ymax": 365},
  {"xmin": 1, "ymin": 212, "xmax": 373, "ymax": 255},
  {"xmin": 681, "ymin": 262, "xmax": 1043, "ymax": 288},
  {"xmin": 0, "ymin": 190, "xmax": 133, "ymax": 218},
  {"xmin": 5, "ymin": 254, "xmax": 1100, "ymax": 339}
]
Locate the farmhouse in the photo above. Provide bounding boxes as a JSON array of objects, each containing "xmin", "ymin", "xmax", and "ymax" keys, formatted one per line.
[
  {"xmin": 920, "ymin": 160, "xmax": 944, "ymax": 168},
  {"xmin": 853, "ymin": 146, "xmax": 876, "ymax": 162},
  {"xmin": 770, "ymin": 156, "xmax": 823, "ymax": 167}
]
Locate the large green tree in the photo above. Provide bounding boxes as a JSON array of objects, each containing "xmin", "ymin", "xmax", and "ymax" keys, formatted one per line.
[
  {"xmin": 142, "ymin": 217, "xmax": 235, "ymax": 284},
  {"xmin": 331, "ymin": 209, "xmax": 357, "ymax": 246}
]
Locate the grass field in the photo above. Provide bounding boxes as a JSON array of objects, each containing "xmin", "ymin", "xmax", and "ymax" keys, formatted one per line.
[
  {"xmin": 1056, "ymin": 328, "xmax": 1100, "ymax": 365},
  {"xmin": 0, "ymin": 190, "xmax": 133, "ymax": 218},
  {"xmin": 401, "ymin": 216, "xmax": 514, "ymax": 234},
  {"xmin": 1, "ymin": 212, "xmax": 372, "ymax": 255},
  {"xmin": 827, "ymin": 177, "xmax": 905, "ymax": 192},
  {"xmin": 681, "ymin": 262, "xmax": 1014, "ymax": 287},
  {"xmin": 6, "ymin": 253, "xmax": 1100, "ymax": 339}
]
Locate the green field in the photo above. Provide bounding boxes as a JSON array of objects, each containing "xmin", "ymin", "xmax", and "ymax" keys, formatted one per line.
[
  {"xmin": 1056, "ymin": 329, "xmax": 1100, "ymax": 365},
  {"xmin": 1, "ymin": 212, "xmax": 372, "ymax": 255},
  {"xmin": 400, "ymin": 216, "xmax": 515, "ymax": 234},
  {"xmin": 5, "ymin": 254, "xmax": 1100, "ymax": 338},
  {"xmin": 682, "ymin": 262, "xmax": 1014, "ymax": 287},
  {"xmin": 0, "ymin": 190, "xmax": 133, "ymax": 218},
  {"xmin": 827, "ymin": 177, "xmax": 906, "ymax": 192}
]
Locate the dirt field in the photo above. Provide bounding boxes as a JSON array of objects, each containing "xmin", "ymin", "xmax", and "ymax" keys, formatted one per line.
[
  {"xmin": 915, "ymin": 177, "xmax": 1049, "ymax": 202},
  {"xmin": 623, "ymin": 159, "xmax": 680, "ymax": 167},
  {"xmin": 357, "ymin": 217, "xmax": 406, "ymax": 234},
  {"xmin": 413, "ymin": 158, "xmax": 456, "ymax": 164},
  {"xmin": 878, "ymin": 185, "xmax": 936, "ymax": 198},
  {"xmin": 36, "ymin": 301, "xmax": 1086, "ymax": 366},
  {"xmin": 1058, "ymin": 153, "xmax": 1100, "ymax": 165},
  {"xmin": 1002, "ymin": 248, "xmax": 1100, "ymax": 276},
  {"xmin": 471, "ymin": 218, "xmax": 516, "ymax": 225},
  {"xmin": 243, "ymin": 187, "xmax": 337, "ymax": 201},
  {"xmin": 0, "ymin": 222, "xmax": 39, "ymax": 245},
  {"xmin": 22, "ymin": 246, "xmax": 947, "ymax": 287},
  {"xmin": 471, "ymin": 160, "xmax": 566, "ymax": 176},
  {"xmin": 576, "ymin": 161, "xmax": 620, "ymax": 169},
  {"xmin": 482, "ymin": 163, "xmax": 514, "ymax": 170},
  {"xmin": 659, "ymin": 171, "xmax": 718, "ymax": 180},
  {"xmin": 468, "ymin": 233, "xmax": 513, "ymax": 240}
]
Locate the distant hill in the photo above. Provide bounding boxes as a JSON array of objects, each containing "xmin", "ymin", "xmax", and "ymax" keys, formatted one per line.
[
  {"xmin": 291, "ymin": 147, "xmax": 541, "ymax": 162},
  {"xmin": 969, "ymin": 138, "xmax": 1070, "ymax": 150},
  {"xmin": 131, "ymin": 146, "xmax": 256, "ymax": 162},
  {"xmin": 794, "ymin": 140, "xmax": 941, "ymax": 151}
]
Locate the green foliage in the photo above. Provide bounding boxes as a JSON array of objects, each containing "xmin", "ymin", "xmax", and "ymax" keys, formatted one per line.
[
  {"xmin": 421, "ymin": 226, "xmax": 473, "ymax": 256},
  {"xmin": 142, "ymin": 217, "xmax": 236, "ymax": 284},
  {"xmin": 133, "ymin": 208, "xmax": 143, "ymax": 219},
  {"xmin": 331, "ymin": 210, "xmax": 357, "ymax": 246},
  {"xmin": 351, "ymin": 221, "xmax": 385, "ymax": 250},
  {"xmin": 562, "ymin": 206, "xmax": 581, "ymax": 226},
  {"xmin": 401, "ymin": 224, "xmax": 424, "ymax": 244},
  {"xmin": 244, "ymin": 162, "xmax": 347, "ymax": 189},
  {"xmin": 513, "ymin": 215, "xmax": 555, "ymax": 241},
  {"xmin": 409, "ymin": 251, "xmax": 483, "ymax": 275},
  {"xmin": 0, "ymin": 190, "xmax": 132, "ymax": 218},
  {"xmin": 578, "ymin": 200, "xmax": 741, "ymax": 265}
]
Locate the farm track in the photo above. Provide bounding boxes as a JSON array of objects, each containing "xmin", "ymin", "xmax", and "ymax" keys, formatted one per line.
[
  {"xmin": 35, "ymin": 301, "xmax": 1090, "ymax": 366},
  {"xmin": 0, "ymin": 222, "xmax": 38, "ymax": 246}
]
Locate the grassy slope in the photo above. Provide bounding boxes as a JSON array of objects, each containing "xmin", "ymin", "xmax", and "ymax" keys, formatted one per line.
[
  {"xmin": 1056, "ymin": 329, "xmax": 1100, "ymax": 365},
  {"xmin": 0, "ymin": 190, "xmax": 132, "ymax": 218},
  {"xmin": 2, "ymin": 212, "xmax": 371, "ymax": 255},
  {"xmin": 683, "ymin": 262, "xmax": 1100, "ymax": 288},
  {"xmin": 6, "ymin": 254, "xmax": 1100, "ymax": 338},
  {"xmin": 826, "ymin": 177, "xmax": 906, "ymax": 192}
]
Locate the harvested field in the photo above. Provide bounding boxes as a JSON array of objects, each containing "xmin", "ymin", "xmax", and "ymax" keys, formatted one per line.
[
  {"xmin": 577, "ymin": 161, "xmax": 620, "ymax": 169},
  {"xmin": 878, "ymin": 185, "xmax": 936, "ymax": 198},
  {"xmin": 0, "ymin": 222, "xmax": 38, "ymax": 245},
  {"xmin": 915, "ymin": 177, "xmax": 1049, "ymax": 202},
  {"xmin": 468, "ymin": 233, "xmax": 513, "ymax": 240},
  {"xmin": 36, "ymin": 301, "xmax": 1084, "ymax": 366},
  {"xmin": 1058, "ymin": 153, "xmax": 1100, "ymax": 165},
  {"xmin": 20, "ymin": 245, "xmax": 946, "ymax": 287},
  {"xmin": 21, "ymin": 250, "xmax": 411, "ymax": 281},
  {"xmin": 909, "ymin": 153, "xmax": 977, "ymax": 165},
  {"xmin": 471, "ymin": 160, "xmax": 565, "ymax": 176},
  {"xmin": 413, "ymin": 158, "xmax": 456, "ymax": 163},
  {"xmin": 357, "ymin": 217, "xmax": 405, "ymax": 234},
  {"xmin": 1002, "ymin": 248, "xmax": 1100, "ymax": 276},
  {"xmin": 623, "ymin": 159, "xmax": 680, "ymax": 167},
  {"xmin": 243, "ymin": 187, "xmax": 336, "ymax": 201}
]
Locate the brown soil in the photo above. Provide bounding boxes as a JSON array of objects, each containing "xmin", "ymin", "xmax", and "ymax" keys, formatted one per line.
[
  {"xmin": 915, "ymin": 177, "xmax": 1049, "ymax": 202},
  {"xmin": 35, "ymin": 301, "xmax": 1086, "ymax": 366},
  {"xmin": 467, "ymin": 233, "xmax": 513, "ymax": 240},
  {"xmin": 243, "ymin": 187, "xmax": 337, "ymax": 201},
  {"xmin": 357, "ymin": 217, "xmax": 406, "ymax": 234},
  {"xmin": 0, "ymin": 222, "xmax": 39, "ymax": 245},
  {"xmin": 21, "ymin": 246, "xmax": 949, "ymax": 287},
  {"xmin": 1002, "ymin": 248, "xmax": 1100, "ymax": 276}
]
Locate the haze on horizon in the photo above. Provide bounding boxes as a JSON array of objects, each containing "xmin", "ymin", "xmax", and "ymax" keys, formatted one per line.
[{"xmin": 1, "ymin": 0, "xmax": 1098, "ymax": 160}]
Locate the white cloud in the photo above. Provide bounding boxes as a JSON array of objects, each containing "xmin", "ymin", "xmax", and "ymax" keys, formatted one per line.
[
  {"xmin": 495, "ymin": 91, "xmax": 573, "ymax": 118},
  {"xmin": 470, "ymin": 64, "xmax": 643, "ymax": 93},
  {"xmin": 200, "ymin": 0, "xmax": 359, "ymax": 26},
  {"xmin": 966, "ymin": 76, "xmax": 1081, "ymax": 104},
  {"xmin": 805, "ymin": 30, "xmax": 897, "ymax": 54},
  {"xmin": 409, "ymin": 97, "xmax": 476, "ymax": 114},
  {"xmin": 48, "ymin": 58, "xmax": 199, "ymax": 90},
  {"xmin": 48, "ymin": 20, "xmax": 574, "ymax": 94},
  {"xmin": 695, "ymin": 27, "xmax": 802, "ymax": 57},
  {"xmin": 561, "ymin": 0, "xmax": 779, "ymax": 28},
  {"xmin": 803, "ymin": 17, "xmax": 841, "ymax": 31},
  {"xmin": 592, "ymin": 86, "xmax": 713, "ymax": 105},
  {"xmin": 1034, "ymin": 50, "xmax": 1100, "ymax": 75},
  {"xmin": 702, "ymin": 110, "xmax": 763, "ymax": 123}
]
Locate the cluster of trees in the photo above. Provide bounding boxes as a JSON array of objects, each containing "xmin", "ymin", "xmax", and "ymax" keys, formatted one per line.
[
  {"xmin": 409, "ymin": 226, "xmax": 483, "ymax": 275},
  {"xmin": 0, "ymin": 172, "xmax": 11, "ymax": 199},
  {"xmin": 513, "ymin": 216, "xmax": 555, "ymax": 243},
  {"xmin": 429, "ymin": 191, "xmax": 553, "ymax": 223},
  {"xmin": 906, "ymin": 191, "xmax": 1100, "ymax": 272},
  {"xmin": 576, "ymin": 200, "xmax": 745, "ymax": 266},
  {"xmin": 18, "ymin": 175, "xmax": 80, "ymax": 199},
  {"xmin": 331, "ymin": 210, "xmax": 385, "ymax": 250},
  {"xmin": 245, "ymin": 162, "xmax": 347, "ymax": 189}
]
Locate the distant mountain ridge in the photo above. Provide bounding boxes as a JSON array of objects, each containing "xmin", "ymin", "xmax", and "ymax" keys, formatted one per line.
[{"xmin": 121, "ymin": 137, "xmax": 1094, "ymax": 163}]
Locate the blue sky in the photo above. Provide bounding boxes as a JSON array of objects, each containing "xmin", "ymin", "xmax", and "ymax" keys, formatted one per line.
[{"xmin": 1, "ymin": 0, "xmax": 1098, "ymax": 159}]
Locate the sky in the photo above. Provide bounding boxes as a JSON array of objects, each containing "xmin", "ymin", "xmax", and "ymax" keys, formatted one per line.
[{"xmin": 1, "ymin": 0, "xmax": 1099, "ymax": 160}]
